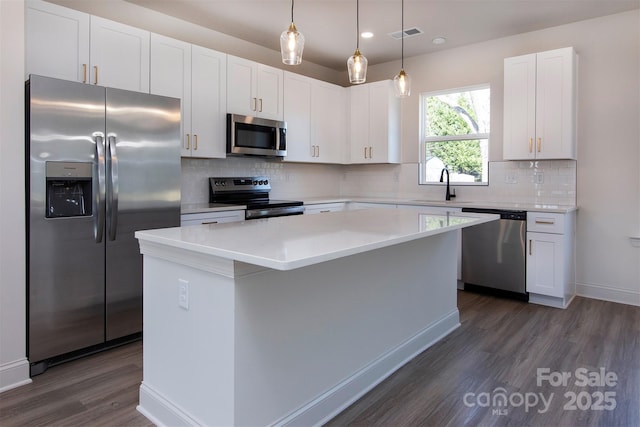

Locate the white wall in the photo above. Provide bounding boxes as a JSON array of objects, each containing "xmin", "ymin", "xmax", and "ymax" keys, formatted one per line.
[
  {"xmin": 0, "ymin": 0, "xmax": 31, "ymax": 392},
  {"xmin": 363, "ymin": 10, "xmax": 640, "ymax": 304}
]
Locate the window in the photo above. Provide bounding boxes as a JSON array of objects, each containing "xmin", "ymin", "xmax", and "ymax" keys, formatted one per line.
[{"xmin": 419, "ymin": 85, "xmax": 490, "ymax": 185}]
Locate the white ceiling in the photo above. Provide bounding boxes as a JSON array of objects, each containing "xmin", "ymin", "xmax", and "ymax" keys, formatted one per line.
[{"xmin": 126, "ymin": 0, "xmax": 639, "ymax": 70}]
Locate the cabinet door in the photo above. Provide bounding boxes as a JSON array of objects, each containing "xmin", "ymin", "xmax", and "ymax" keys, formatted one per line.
[
  {"xmin": 535, "ymin": 48, "xmax": 576, "ymax": 160},
  {"xmin": 227, "ymin": 55, "xmax": 257, "ymax": 116},
  {"xmin": 503, "ymin": 53, "xmax": 536, "ymax": 160},
  {"xmin": 312, "ymin": 81, "xmax": 346, "ymax": 163},
  {"xmin": 26, "ymin": 0, "xmax": 90, "ymax": 82},
  {"xmin": 191, "ymin": 46, "xmax": 227, "ymax": 158},
  {"xmin": 526, "ymin": 232, "xmax": 564, "ymax": 297},
  {"xmin": 369, "ymin": 80, "xmax": 400, "ymax": 163},
  {"xmin": 89, "ymin": 16, "xmax": 150, "ymax": 92},
  {"xmin": 256, "ymin": 65, "xmax": 284, "ymax": 121},
  {"xmin": 283, "ymin": 72, "xmax": 312, "ymax": 162},
  {"xmin": 348, "ymin": 84, "xmax": 370, "ymax": 163},
  {"xmin": 150, "ymin": 34, "xmax": 192, "ymax": 156}
]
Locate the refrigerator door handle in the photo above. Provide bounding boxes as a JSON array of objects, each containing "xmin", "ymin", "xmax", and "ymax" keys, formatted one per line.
[
  {"xmin": 106, "ymin": 135, "xmax": 119, "ymax": 241},
  {"xmin": 94, "ymin": 134, "xmax": 106, "ymax": 243}
]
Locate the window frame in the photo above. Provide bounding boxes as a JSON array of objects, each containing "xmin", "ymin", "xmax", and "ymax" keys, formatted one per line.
[{"xmin": 418, "ymin": 83, "xmax": 490, "ymax": 186}]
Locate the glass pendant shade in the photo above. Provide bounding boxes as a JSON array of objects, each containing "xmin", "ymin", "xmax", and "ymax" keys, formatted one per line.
[
  {"xmin": 280, "ymin": 22, "xmax": 304, "ymax": 65},
  {"xmin": 347, "ymin": 48, "xmax": 368, "ymax": 84},
  {"xmin": 394, "ymin": 69, "xmax": 411, "ymax": 97}
]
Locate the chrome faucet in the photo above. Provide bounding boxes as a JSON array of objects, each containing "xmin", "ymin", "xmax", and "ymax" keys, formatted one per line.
[{"xmin": 439, "ymin": 167, "xmax": 455, "ymax": 201}]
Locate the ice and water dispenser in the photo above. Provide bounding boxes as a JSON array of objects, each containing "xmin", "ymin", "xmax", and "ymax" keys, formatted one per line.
[{"xmin": 45, "ymin": 162, "xmax": 92, "ymax": 218}]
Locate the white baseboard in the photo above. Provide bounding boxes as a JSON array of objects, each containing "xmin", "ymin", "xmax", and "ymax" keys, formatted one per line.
[
  {"xmin": 138, "ymin": 382, "xmax": 204, "ymax": 427},
  {"xmin": 137, "ymin": 310, "xmax": 460, "ymax": 427},
  {"xmin": 576, "ymin": 282, "xmax": 640, "ymax": 306},
  {"xmin": 0, "ymin": 358, "xmax": 31, "ymax": 394},
  {"xmin": 274, "ymin": 309, "xmax": 461, "ymax": 427}
]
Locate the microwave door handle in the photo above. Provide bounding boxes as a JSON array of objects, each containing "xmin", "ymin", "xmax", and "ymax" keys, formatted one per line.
[
  {"xmin": 94, "ymin": 134, "xmax": 106, "ymax": 243},
  {"xmin": 106, "ymin": 135, "xmax": 119, "ymax": 241}
]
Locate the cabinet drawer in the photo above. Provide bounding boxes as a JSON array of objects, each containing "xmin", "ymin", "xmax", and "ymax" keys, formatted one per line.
[
  {"xmin": 527, "ymin": 212, "xmax": 565, "ymax": 234},
  {"xmin": 181, "ymin": 210, "xmax": 245, "ymax": 226}
]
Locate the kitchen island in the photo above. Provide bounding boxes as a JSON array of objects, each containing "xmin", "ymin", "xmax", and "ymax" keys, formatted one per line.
[{"xmin": 135, "ymin": 208, "xmax": 497, "ymax": 426}]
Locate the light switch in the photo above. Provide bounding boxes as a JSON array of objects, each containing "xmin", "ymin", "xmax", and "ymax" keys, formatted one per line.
[{"xmin": 178, "ymin": 279, "xmax": 189, "ymax": 310}]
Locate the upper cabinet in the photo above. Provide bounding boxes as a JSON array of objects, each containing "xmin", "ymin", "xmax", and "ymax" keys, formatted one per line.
[
  {"xmin": 26, "ymin": 0, "xmax": 150, "ymax": 93},
  {"xmin": 89, "ymin": 17, "xmax": 150, "ymax": 92},
  {"xmin": 348, "ymin": 80, "xmax": 400, "ymax": 164},
  {"xmin": 150, "ymin": 34, "xmax": 227, "ymax": 158},
  {"xmin": 227, "ymin": 55, "xmax": 283, "ymax": 121},
  {"xmin": 26, "ymin": 0, "xmax": 90, "ymax": 83},
  {"xmin": 503, "ymin": 47, "xmax": 577, "ymax": 160},
  {"xmin": 283, "ymin": 72, "xmax": 345, "ymax": 164}
]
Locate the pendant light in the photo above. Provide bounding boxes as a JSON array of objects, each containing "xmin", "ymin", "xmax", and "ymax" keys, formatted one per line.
[
  {"xmin": 280, "ymin": 0, "xmax": 304, "ymax": 65},
  {"xmin": 393, "ymin": 0, "xmax": 411, "ymax": 97},
  {"xmin": 347, "ymin": 0, "xmax": 368, "ymax": 84}
]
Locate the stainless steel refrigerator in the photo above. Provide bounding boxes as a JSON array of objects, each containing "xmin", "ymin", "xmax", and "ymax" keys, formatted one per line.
[{"xmin": 26, "ymin": 75, "xmax": 181, "ymax": 375}]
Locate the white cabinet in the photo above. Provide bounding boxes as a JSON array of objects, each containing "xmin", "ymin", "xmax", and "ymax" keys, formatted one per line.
[
  {"xmin": 526, "ymin": 211, "xmax": 576, "ymax": 308},
  {"xmin": 181, "ymin": 211, "xmax": 245, "ymax": 227},
  {"xmin": 227, "ymin": 55, "xmax": 283, "ymax": 121},
  {"xmin": 26, "ymin": 0, "xmax": 90, "ymax": 82},
  {"xmin": 304, "ymin": 203, "xmax": 346, "ymax": 215},
  {"xmin": 89, "ymin": 16, "xmax": 150, "ymax": 92},
  {"xmin": 26, "ymin": 1, "xmax": 150, "ymax": 92},
  {"xmin": 150, "ymin": 34, "xmax": 227, "ymax": 158},
  {"xmin": 283, "ymin": 72, "xmax": 345, "ymax": 163},
  {"xmin": 503, "ymin": 47, "xmax": 577, "ymax": 160},
  {"xmin": 348, "ymin": 80, "xmax": 400, "ymax": 164}
]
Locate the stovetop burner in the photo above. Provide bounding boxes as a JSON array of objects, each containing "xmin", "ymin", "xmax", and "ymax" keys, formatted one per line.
[{"xmin": 209, "ymin": 176, "xmax": 304, "ymax": 219}]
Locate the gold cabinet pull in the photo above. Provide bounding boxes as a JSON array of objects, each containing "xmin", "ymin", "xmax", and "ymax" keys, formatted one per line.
[
  {"xmin": 185, "ymin": 134, "xmax": 191, "ymax": 150},
  {"xmin": 82, "ymin": 64, "xmax": 87, "ymax": 83},
  {"xmin": 369, "ymin": 147, "xmax": 372, "ymax": 158},
  {"xmin": 364, "ymin": 147, "xmax": 367, "ymax": 158},
  {"xmin": 316, "ymin": 145, "xmax": 320, "ymax": 157},
  {"xmin": 537, "ymin": 137, "xmax": 541, "ymax": 152},
  {"xmin": 194, "ymin": 134, "xmax": 198, "ymax": 150},
  {"xmin": 93, "ymin": 66, "xmax": 98, "ymax": 85},
  {"xmin": 258, "ymin": 98, "xmax": 263, "ymax": 112},
  {"xmin": 529, "ymin": 138, "xmax": 533, "ymax": 153},
  {"xmin": 252, "ymin": 97, "xmax": 257, "ymax": 111},
  {"xmin": 529, "ymin": 240, "xmax": 532, "ymax": 255}
]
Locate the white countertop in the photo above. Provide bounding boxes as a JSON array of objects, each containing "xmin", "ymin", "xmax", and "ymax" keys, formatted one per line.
[
  {"xmin": 181, "ymin": 197, "xmax": 577, "ymax": 215},
  {"xmin": 303, "ymin": 197, "xmax": 578, "ymax": 213},
  {"xmin": 138, "ymin": 208, "xmax": 498, "ymax": 271}
]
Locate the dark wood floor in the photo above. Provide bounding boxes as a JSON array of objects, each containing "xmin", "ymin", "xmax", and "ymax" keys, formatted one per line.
[{"xmin": 1, "ymin": 291, "xmax": 638, "ymax": 426}]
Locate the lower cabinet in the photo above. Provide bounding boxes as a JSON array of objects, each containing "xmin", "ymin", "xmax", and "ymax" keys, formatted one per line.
[
  {"xmin": 526, "ymin": 211, "xmax": 576, "ymax": 308},
  {"xmin": 181, "ymin": 210, "xmax": 245, "ymax": 226},
  {"xmin": 304, "ymin": 203, "xmax": 346, "ymax": 215}
]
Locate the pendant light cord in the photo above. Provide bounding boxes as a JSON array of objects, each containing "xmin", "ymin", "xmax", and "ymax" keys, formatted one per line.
[
  {"xmin": 356, "ymin": 0, "xmax": 360, "ymax": 50},
  {"xmin": 401, "ymin": 0, "xmax": 404, "ymax": 69},
  {"xmin": 291, "ymin": 0, "xmax": 295, "ymax": 22}
]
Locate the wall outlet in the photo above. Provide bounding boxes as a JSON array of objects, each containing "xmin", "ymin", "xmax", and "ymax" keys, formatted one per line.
[
  {"xmin": 178, "ymin": 279, "xmax": 189, "ymax": 310},
  {"xmin": 534, "ymin": 172, "xmax": 544, "ymax": 184}
]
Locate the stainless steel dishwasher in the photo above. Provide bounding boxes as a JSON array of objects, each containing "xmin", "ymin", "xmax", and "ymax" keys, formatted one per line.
[{"xmin": 461, "ymin": 208, "xmax": 528, "ymax": 300}]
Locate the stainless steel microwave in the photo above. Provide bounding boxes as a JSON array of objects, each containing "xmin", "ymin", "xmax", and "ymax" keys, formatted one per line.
[{"xmin": 227, "ymin": 114, "xmax": 287, "ymax": 157}]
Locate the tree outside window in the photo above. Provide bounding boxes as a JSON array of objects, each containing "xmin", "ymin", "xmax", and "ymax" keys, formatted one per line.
[{"xmin": 420, "ymin": 85, "xmax": 490, "ymax": 185}]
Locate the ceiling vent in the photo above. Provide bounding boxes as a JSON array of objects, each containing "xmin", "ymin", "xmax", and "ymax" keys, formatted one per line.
[{"xmin": 389, "ymin": 27, "xmax": 423, "ymax": 40}]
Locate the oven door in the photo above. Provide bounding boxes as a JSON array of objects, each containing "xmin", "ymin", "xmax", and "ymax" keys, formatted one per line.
[{"xmin": 245, "ymin": 205, "xmax": 305, "ymax": 220}]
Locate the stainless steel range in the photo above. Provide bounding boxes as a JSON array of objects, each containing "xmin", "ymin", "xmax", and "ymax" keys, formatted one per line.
[{"xmin": 209, "ymin": 177, "xmax": 304, "ymax": 220}]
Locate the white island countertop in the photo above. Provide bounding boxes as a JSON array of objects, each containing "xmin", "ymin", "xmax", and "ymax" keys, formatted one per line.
[{"xmin": 136, "ymin": 208, "xmax": 497, "ymax": 271}]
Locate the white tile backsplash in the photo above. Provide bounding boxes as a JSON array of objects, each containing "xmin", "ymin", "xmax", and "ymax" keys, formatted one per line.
[{"xmin": 181, "ymin": 158, "xmax": 576, "ymax": 206}]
